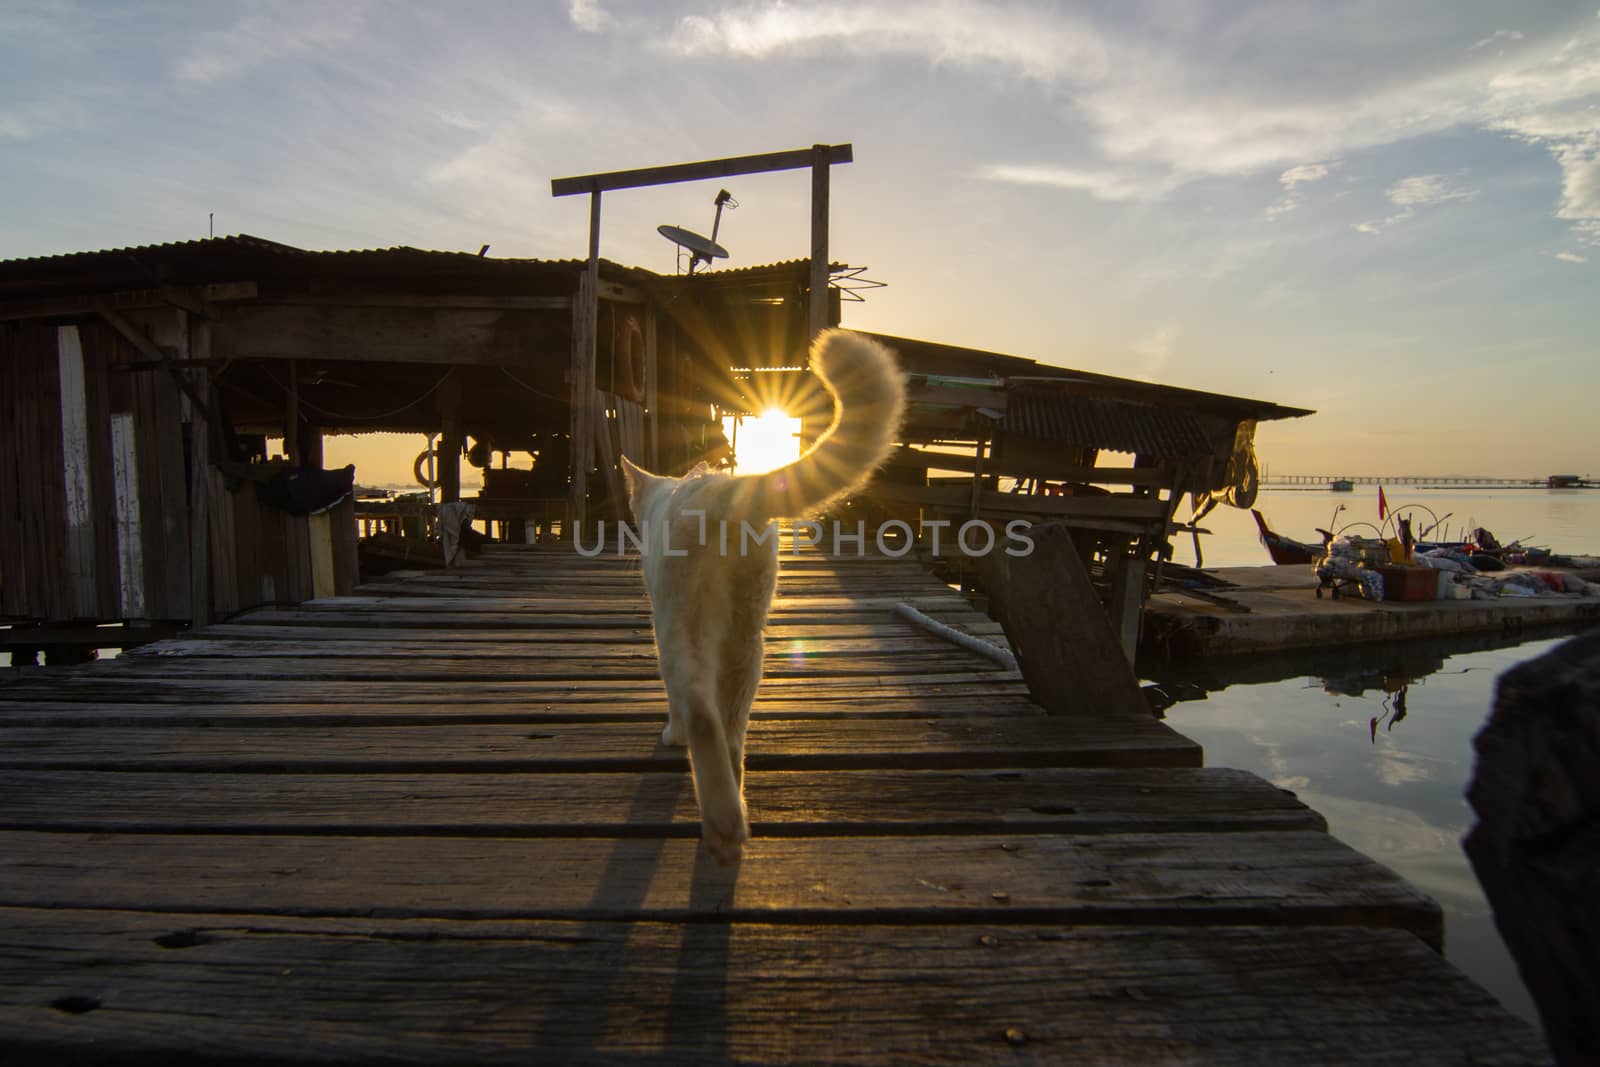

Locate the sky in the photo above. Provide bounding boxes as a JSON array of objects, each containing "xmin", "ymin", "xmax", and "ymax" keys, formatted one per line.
[{"xmin": 3, "ymin": 0, "xmax": 1597, "ymax": 482}]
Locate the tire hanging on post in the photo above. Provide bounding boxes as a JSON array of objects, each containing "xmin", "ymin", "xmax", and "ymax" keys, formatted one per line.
[{"xmin": 617, "ymin": 314, "xmax": 647, "ymax": 404}]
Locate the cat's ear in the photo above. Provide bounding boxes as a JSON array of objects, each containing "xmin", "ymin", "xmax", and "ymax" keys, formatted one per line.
[
  {"xmin": 620, "ymin": 455, "xmax": 655, "ymax": 504},
  {"xmin": 686, "ymin": 461, "xmax": 710, "ymax": 477}
]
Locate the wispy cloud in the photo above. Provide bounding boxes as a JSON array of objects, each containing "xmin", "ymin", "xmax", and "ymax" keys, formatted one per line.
[
  {"xmin": 1553, "ymin": 250, "xmax": 1588, "ymax": 263},
  {"xmin": 1266, "ymin": 161, "xmax": 1336, "ymax": 219},
  {"xmin": 977, "ymin": 162, "xmax": 1181, "ymax": 202},
  {"xmin": 664, "ymin": 1, "xmax": 1107, "ymax": 82},
  {"xmin": 663, "ymin": 2, "xmax": 1600, "ymax": 241},
  {"xmin": 1386, "ymin": 173, "xmax": 1477, "ymax": 207},
  {"xmin": 1475, "ymin": 23, "xmax": 1600, "ymax": 243},
  {"xmin": 174, "ymin": 2, "xmax": 368, "ymax": 83},
  {"xmin": 1469, "ymin": 29, "xmax": 1525, "ymax": 52},
  {"xmin": 568, "ymin": 0, "xmax": 614, "ymax": 33},
  {"xmin": 1354, "ymin": 173, "xmax": 1477, "ymax": 234}
]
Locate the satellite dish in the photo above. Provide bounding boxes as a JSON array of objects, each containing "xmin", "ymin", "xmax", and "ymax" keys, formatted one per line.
[
  {"xmin": 658, "ymin": 188, "xmax": 737, "ymax": 274},
  {"xmin": 657, "ymin": 224, "xmax": 728, "ymax": 262}
]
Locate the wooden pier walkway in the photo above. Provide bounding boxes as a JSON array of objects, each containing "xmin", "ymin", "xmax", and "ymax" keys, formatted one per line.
[{"xmin": 0, "ymin": 543, "xmax": 1547, "ymax": 1063}]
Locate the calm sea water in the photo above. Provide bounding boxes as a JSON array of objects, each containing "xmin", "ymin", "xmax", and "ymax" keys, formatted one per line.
[{"xmin": 1156, "ymin": 486, "xmax": 1600, "ymax": 1028}]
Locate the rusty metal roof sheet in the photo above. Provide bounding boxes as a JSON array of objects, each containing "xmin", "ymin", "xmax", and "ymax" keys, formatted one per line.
[
  {"xmin": 1003, "ymin": 386, "xmax": 1214, "ymax": 458},
  {"xmin": 0, "ymin": 234, "xmax": 844, "ymax": 305},
  {"xmin": 867, "ymin": 331, "xmax": 1313, "ymax": 422}
]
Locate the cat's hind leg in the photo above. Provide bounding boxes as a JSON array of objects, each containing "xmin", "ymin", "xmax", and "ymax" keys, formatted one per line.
[
  {"xmin": 660, "ymin": 700, "xmax": 686, "ymax": 747},
  {"xmin": 682, "ymin": 685, "xmax": 749, "ymax": 865},
  {"xmin": 716, "ymin": 637, "xmax": 764, "ymax": 791}
]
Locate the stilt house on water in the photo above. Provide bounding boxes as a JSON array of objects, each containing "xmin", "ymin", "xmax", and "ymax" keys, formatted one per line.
[{"xmin": 0, "ymin": 158, "xmax": 1310, "ymax": 663}]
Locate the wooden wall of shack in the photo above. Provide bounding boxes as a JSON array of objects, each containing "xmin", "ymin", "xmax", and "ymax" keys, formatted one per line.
[
  {"xmin": 0, "ymin": 241, "xmax": 824, "ymax": 633},
  {"xmin": 0, "ymin": 316, "xmax": 358, "ymax": 633}
]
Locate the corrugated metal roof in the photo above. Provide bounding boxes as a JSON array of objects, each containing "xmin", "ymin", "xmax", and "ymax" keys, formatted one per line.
[
  {"xmin": 868, "ymin": 331, "xmax": 1313, "ymax": 422},
  {"xmin": 0, "ymin": 234, "xmax": 595, "ymax": 271},
  {"xmin": 0, "ymin": 234, "xmax": 832, "ymax": 303},
  {"xmin": 0, "ymin": 235, "xmax": 682, "ymax": 302},
  {"xmin": 1003, "ymin": 386, "xmax": 1214, "ymax": 458}
]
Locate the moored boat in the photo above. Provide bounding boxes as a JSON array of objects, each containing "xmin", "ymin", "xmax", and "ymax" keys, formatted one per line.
[{"xmin": 1251, "ymin": 509, "xmax": 1324, "ymax": 565}]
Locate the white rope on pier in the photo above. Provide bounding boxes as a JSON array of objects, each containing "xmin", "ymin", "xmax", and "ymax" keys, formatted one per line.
[{"xmin": 892, "ymin": 602, "xmax": 1018, "ymax": 671}]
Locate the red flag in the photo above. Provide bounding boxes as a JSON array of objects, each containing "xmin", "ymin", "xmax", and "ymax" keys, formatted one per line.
[{"xmin": 1378, "ymin": 486, "xmax": 1388, "ymax": 520}]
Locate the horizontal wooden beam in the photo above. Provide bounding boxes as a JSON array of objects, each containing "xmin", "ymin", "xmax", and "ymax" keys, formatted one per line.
[
  {"xmin": 0, "ymin": 283, "xmax": 257, "ymax": 322},
  {"xmin": 868, "ymin": 482, "xmax": 1169, "ymax": 523},
  {"xmin": 0, "ymin": 286, "xmax": 575, "ymax": 322},
  {"xmin": 211, "ymin": 304, "xmax": 566, "ymax": 367},
  {"xmin": 908, "ymin": 450, "xmax": 1172, "ymax": 486},
  {"xmin": 269, "ymin": 293, "xmax": 572, "ymax": 311},
  {"xmin": 906, "ymin": 386, "xmax": 1008, "ymax": 410},
  {"xmin": 551, "ymin": 144, "xmax": 853, "ymax": 197}
]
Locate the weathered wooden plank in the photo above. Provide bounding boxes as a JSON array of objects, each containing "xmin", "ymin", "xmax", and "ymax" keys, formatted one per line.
[
  {"xmin": 212, "ymin": 304, "xmax": 563, "ymax": 366},
  {"xmin": 230, "ymin": 470, "xmax": 265, "ymax": 610},
  {"xmin": 120, "ymin": 636, "xmax": 1006, "ymax": 666},
  {"xmin": 56, "ymin": 325, "xmax": 99, "ymax": 619},
  {"xmin": 0, "ymin": 911, "xmax": 1541, "ymax": 1066},
  {"xmin": 306, "ymin": 593, "xmax": 976, "ymax": 613},
  {"xmin": 0, "ymin": 831, "xmax": 1442, "ymax": 944},
  {"xmin": 0, "ymin": 674, "xmax": 1032, "ymax": 706},
  {"xmin": 0, "ymin": 693, "xmax": 1045, "ymax": 726},
  {"xmin": 307, "ymin": 510, "xmax": 336, "ymax": 600},
  {"xmin": 15, "ymin": 327, "xmax": 51, "ymax": 618},
  {"xmin": 552, "ymin": 142, "xmax": 852, "ymax": 196},
  {"xmin": 108, "ymin": 413, "xmax": 147, "ymax": 619},
  {"xmin": 35, "ymin": 329, "xmax": 72, "ymax": 620},
  {"xmin": 0, "ymin": 331, "xmax": 24, "ymax": 618},
  {"xmin": 151, "ymin": 360, "xmax": 191, "ymax": 619},
  {"xmin": 223, "ymin": 608, "xmax": 1000, "ymax": 631},
  {"xmin": 189, "ymin": 620, "xmax": 1011, "ymax": 644},
  {"xmin": 982, "ymin": 521, "xmax": 1148, "ymax": 718},
  {"xmin": 330, "ymin": 496, "xmax": 359, "ymax": 596},
  {"xmin": 130, "ymin": 366, "xmax": 166, "ymax": 617},
  {"xmin": 205, "ymin": 467, "xmax": 240, "ymax": 617},
  {"xmin": 0, "ymin": 767, "xmax": 1324, "ymax": 835},
  {"xmin": 80, "ymin": 329, "xmax": 121, "ymax": 619},
  {"xmin": 0, "ymin": 715, "xmax": 1198, "ymax": 771},
  {"xmin": 287, "ymin": 502, "xmax": 313, "ymax": 604},
  {"xmin": 89, "ymin": 650, "xmax": 1003, "ymax": 682}
]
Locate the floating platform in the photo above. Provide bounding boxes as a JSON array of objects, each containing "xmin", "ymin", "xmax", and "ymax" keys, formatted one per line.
[
  {"xmin": 1143, "ymin": 564, "xmax": 1600, "ymax": 662},
  {"xmin": 0, "ymin": 545, "xmax": 1549, "ymax": 1063}
]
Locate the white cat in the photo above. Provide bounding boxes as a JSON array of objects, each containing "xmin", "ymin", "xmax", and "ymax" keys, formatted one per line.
[{"xmin": 621, "ymin": 329, "xmax": 905, "ymax": 864}]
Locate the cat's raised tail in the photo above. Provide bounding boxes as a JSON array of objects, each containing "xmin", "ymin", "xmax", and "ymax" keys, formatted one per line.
[{"xmin": 744, "ymin": 329, "xmax": 905, "ymax": 519}]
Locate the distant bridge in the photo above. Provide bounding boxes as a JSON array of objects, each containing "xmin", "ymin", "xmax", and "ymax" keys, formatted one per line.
[{"xmin": 1263, "ymin": 474, "xmax": 1545, "ymax": 488}]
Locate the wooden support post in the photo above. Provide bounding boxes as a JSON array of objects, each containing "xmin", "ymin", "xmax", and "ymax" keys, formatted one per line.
[
  {"xmin": 645, "ymin": 307, "xmax": 659, "ymax": 470},
  {"xmin": 570, "ymin": 196, "xmax": 601, "ymax": 530},
  {"xmin": 437, "ymin": 373, "xmax": 463, "ymax": 506},
  {"xmin": 970, "ymin": 430, "xmax": 988, "ymax": 520},
  {"xmin": 55, "ymin": 325, "xmax": 97, "ymax": 618},
  {"xmin": 1465, "ymin": 629, "xmax": 1600, "ymax": 1066},
  {"xmin": 978, "ymin": 522, "xmax": 1148, "ymax": 718},
  {"xmin": 809, "ymin": 144, "xmax": 831, "ymax": 340},
  {"xmin": 1106, "ymin": 540, "xmax": 1148, "ymax": 662},
  {"xmin": 109, "ymin": 412, "xmax": 146, "ymax": 620},
  {"xmin": 284, "ymin": 360, "xmax": 300, "ymax": 466},
  {"xmin": 438, "ymin": 423, "xmax": 462, "ymax": 506},
  {"xmin": 186, "ymin": 314, "xmax": 211, "ymax": 629},
  {"xmin": 297, "ymin": 419, "xmax": 323, "ymax": 471}
]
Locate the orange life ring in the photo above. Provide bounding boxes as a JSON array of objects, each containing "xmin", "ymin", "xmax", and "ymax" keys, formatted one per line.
[{"xmin": 617, "ymin": 315, "xmax": 647, "ymax": 404}]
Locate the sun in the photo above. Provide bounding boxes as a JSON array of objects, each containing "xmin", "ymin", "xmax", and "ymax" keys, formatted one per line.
[{"xmin": 725, "ymin": 406, "xmax": 803, "ymax": 475}]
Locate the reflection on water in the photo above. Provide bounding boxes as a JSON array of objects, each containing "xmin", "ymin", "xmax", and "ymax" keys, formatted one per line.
[{"xmin": 1146, "ymin": 624, "xmax": 1596, "ymax": 1029}]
